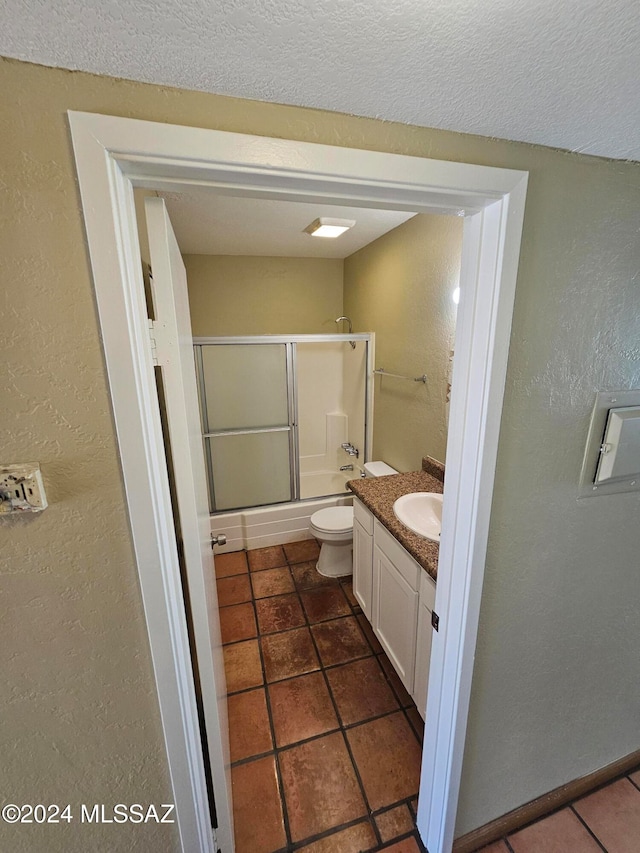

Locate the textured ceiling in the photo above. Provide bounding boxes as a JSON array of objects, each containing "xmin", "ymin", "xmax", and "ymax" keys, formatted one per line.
[
  {"xmin": 1, "ymin": 0, "xmax": 639, "ymax": 161},
  {"xmin": 155, "ymin": 189, "xmax": 416, "ymax": 257}
]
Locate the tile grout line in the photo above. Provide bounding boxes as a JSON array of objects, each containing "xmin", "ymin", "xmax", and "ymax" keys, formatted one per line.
[
  {"xmin": 288, "ymin": 814, "xmax": 379, "ymax": 852},
  {"xmin": 292, "ymin": 553, "xmax": 379, "ymax": 839},
  {"xmin": 220, "ymin": 603, "xmax": 428, "ymax": 743},
  {"xmin": 250, "ymin": 561, "xmax": 295, "ymax": 852},
  {"xmin": 627, "ymin": 770, "xmax": 640, "ymax": 793},
  {"xmin": 492, "ymin": 763, "xmax": 640, "ymax": 853},
  {"xmin": 291, "ymin": 552, "xmax": 424, "ymax": 850},
  {"xmin": 222, "ymin": 643, "xmax": 374, "ymax": 698},
  {"xmin": 494, "ymin": 768, "xmax": 640, "ymax": 853},
  {"xmin": 278, "ymin": 542, "xmax": 381, "ymax": 851},
  {"xmin": 569, "ymin": 805, "xmax": 608, "ymax": 852},
  {"xmin": 372, "ymin": 829, "xmax": 427, "ymax": 853},
  {"xmin": 221, "ymin": 544, "xmax": 425, "ymax": 852},
  {"xmin": 253, "ymin": 569, "xmax": 297, "ymax": 603},
  {"xmin": 217, "ymin": 548, "xmax": 304, "ymax": 823},
  {"xmin": 300, "ymin": 576, "xmax": 384, "ymax": 850},
  {"xmin": 229, "ymin": 700, "xmax": 412, "ymax": 767},
  {"xmin": 399, "ymin": 704, "xmax": 424, "ymax": 748},
  {"xmin": 218, "ymin": 550, "xmax": 289, "ymax": 852},
  {"xmin": 255, "ymin": 542, "xmax": 372, "ymax": 851},
  {"xmin": 229, "ymin": 749, "xmax": 422, "ymax": 822},
  {"xmin": 496, "ymin": 797, "xmax": 604, "ymax": 853}
]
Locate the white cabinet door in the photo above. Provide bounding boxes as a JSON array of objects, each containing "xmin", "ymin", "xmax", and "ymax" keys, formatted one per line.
[
  {"xmin": 373, "ymin": 544, "xmax": 419, "ymax": 691},
  {"xmin": 413, "ymin": 599, "xmax": 433, "ymax": 719},
  {"xmin": 353, "ymin": 517, "xmax": 373, "ymax": 619},
  {"xmin": 413, "ymin": 570, "xmax": 436, "ymax": 718}
]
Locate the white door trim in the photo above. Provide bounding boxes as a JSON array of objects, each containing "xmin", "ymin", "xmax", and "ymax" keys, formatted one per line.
[{"xmin": 68, "ymin": 110, "xmax": 527, "ymax": 853}]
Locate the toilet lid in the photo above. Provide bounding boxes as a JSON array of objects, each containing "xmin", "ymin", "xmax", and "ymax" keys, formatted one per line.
[{"xmin": 311, "ymin": 506, "xmax": 354, "ymax": 534}]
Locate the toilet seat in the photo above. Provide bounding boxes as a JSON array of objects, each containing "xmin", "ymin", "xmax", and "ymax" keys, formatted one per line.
[{"xmin": 310, "ymin": 506, "xmax": 354, "ymax": 535}]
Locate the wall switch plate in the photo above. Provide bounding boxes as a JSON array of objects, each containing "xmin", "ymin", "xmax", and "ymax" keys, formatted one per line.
[
  {"xmin": 595, "ymin": 406, "xmax": 640, "ymax": 483},
  {"xmin": 0, "ymin": 463, "xmax": 48, "ymax": 513},
  {"xmin": 578, "ymin": 391, "xmax": 640, "ymax": 499}
]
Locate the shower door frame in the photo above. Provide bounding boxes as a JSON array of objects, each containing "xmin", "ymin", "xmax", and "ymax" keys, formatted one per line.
[{"xmin": 194, "ymin": 333, "xmax": 374, "ymax": 512}]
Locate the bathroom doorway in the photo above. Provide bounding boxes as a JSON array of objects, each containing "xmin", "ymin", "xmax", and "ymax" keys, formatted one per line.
[
  {"xmin": 143, "ymin": 186, "xmax": 453, "ymax": 852},
  {"xmin": 135, "ymin": 181, "xmax": 470, "ymax": 853},
  {"xmin": 70, "ymin": 111, "xmax": 527, "ymax": 853}
]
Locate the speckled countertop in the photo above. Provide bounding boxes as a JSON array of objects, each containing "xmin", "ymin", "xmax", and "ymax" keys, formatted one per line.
[{"xmin": 347, "ymin": 457, "xmax": 444, "ymax": 581}]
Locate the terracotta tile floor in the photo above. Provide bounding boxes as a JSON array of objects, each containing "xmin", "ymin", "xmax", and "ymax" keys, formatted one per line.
[
  {"xmin": 475, "ymin": 770, "xmax": 640, "ymax": 853},
  {"xmin": 217, "ymin": 540, "xmax": 428, "ymax": 853}
]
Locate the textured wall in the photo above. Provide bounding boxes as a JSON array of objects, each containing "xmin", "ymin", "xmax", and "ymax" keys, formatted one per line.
[
  {"xmin": 0, "ymin": 0, "xmax": 638, "ymax": 160},
  {"xmin": 0, "ymin": 63, "xmax": 179, "ymax": 852},
  {"xmin": 184, "ymin": 254, "xmax": 344, "ymax": 336},
  {"xmin": 1, "ymin": 55, "xmax": 640, "ymax": 846},
  {"xmin": 344, "ymin": 214, "xmax": 463, "ymax": 472}
]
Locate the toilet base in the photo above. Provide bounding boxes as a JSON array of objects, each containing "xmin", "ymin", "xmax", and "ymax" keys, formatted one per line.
[{"xmin": 316, "ymin": 541, "xmax": 353, "ymax": 578}]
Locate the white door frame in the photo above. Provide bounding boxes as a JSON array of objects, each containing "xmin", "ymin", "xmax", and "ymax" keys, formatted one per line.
[{"xmin": 68, "ymin": 110, "xmax": 527, "ymax": 853}]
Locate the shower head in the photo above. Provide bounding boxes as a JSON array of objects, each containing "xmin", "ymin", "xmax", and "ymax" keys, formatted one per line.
[{"xmin": 335, "ymin": 317, "xmax": 356, "ymax": 348}]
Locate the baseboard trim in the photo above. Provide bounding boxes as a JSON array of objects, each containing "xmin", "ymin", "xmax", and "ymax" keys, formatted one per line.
[{"xmin": 453, "ymin": 748, "xmax": 640, "ymax": 853}]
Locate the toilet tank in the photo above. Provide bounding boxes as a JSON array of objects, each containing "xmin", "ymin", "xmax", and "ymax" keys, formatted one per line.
[{"xmin": 363, "ymin": 461, "xmax": 398, "ymax": 477}]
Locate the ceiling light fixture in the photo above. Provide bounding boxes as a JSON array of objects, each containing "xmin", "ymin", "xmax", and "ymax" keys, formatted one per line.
[{"xmin": 304, "ymin": 217, "xmax": 356, "ymax": 238}]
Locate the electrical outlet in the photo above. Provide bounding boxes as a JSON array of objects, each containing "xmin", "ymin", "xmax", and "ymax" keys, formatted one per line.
[{"xmin": 0, "ymin": 463, "xmax": 48, "ymax": 514}]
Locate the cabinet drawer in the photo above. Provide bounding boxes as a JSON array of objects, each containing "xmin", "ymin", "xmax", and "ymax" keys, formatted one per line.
[
  {"xmin": 374, "ymin": 519, "xmax": 420, "ymax": 591},
  {"xmin": 353, "ymin": 497, "xmax": 374, "ymax": 534}
]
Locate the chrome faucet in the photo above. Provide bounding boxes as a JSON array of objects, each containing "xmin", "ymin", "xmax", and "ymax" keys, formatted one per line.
[
  {"xmin": 341, "ymin": 442, "xmax": 359, "ymax": 458},
  {"xmin": 340, "ymin": 464, "xmax": 354, "ymax": 471}
]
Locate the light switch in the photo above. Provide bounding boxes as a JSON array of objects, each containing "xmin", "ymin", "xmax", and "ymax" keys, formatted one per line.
[
  {"xmin": 0, "ymin": 463, "xmax": 48, "ymax": 513},
  {"xmin": 595, "ymin": 406, "xmax": 640, "ymax": 483}
]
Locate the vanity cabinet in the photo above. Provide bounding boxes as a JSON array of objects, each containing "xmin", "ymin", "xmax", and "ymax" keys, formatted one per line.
[{"xmin": 352, "ymin": 497, "xmax": 436, "ymax": 719}]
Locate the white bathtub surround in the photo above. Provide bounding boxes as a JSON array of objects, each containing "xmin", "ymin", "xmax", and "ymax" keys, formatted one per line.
[
  {"xmin": 211, "ymin": 494, "xmax": 353, "ymax": 553},
  {"xmin": 300, "ymin": 469, "xmax": 353, "ymax": 500},
  {"xmin": 297, "ymin": 339, "xmax": 368, "ymax": 500},
  {"xmin": 299, "ymin": 412, "xmax": 347, "ymax": 474},
  {"xmin": 300, "ymin": 411, "xmax": 354, "ymax": 499}
]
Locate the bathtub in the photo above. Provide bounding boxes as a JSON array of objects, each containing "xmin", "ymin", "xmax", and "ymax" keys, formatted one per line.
[
  {"xmin": 210, "ymin": 483, "xmax": 354, "ymax": 554},
  {"xmin": 299, "ymin": 469, "xmax": 353, "ymax": 500}
]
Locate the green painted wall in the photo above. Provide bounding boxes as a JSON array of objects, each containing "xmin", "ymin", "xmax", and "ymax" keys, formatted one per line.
[
  {"xmin": 185, "ymin": 254, "xmax": 344, "ymax": 336},
  {"xmin": 344, "ymin": 214, "xmax": 463, "ymax": 472},
  {"xmin": 2, "ymin": 55, "xmax": 640, "ymax": 847}
]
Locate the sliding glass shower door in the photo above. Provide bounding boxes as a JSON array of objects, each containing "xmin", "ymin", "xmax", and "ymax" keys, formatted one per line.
[
  {"xmin": 196, "ymin": 343, "xmax": 295, "ymax": 511},
  {"xmin": 195, "ymin": 334, "xmax": 372, "ymax": 513}
]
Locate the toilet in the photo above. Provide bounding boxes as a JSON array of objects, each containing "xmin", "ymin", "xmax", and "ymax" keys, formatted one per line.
[{"xmin": 309, "ymin": 461, "xmax": 398, "ymax": 577}]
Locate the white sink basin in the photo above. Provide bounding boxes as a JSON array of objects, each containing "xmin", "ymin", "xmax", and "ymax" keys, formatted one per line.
[{"xmin": 393, "ymin": 492, "xmax": 443, "ymax": 542}]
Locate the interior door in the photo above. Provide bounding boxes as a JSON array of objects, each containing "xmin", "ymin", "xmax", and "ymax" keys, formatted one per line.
[{"xmin": 145, "ymin": 197, "xmax": 233, "ymax": 851}]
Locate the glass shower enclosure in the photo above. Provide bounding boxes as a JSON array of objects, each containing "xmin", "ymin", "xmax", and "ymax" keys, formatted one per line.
[{"xmin": 194, "ymin": 335, "xmax": 372, "ymax": 513}]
